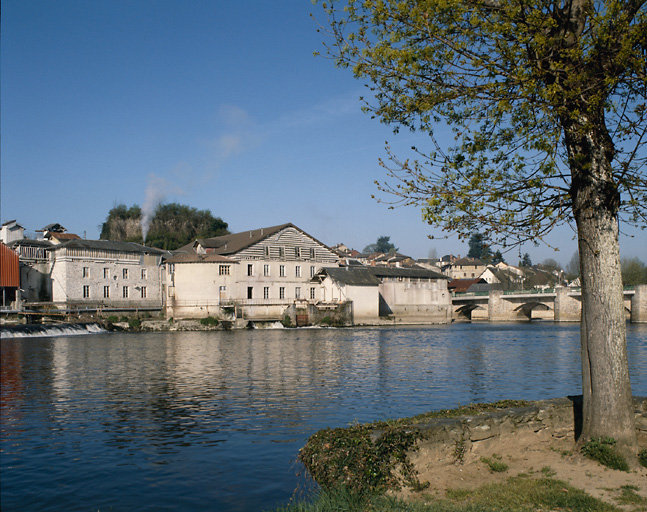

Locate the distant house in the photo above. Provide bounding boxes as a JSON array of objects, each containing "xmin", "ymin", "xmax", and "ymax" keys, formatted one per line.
[
  {"xmin": 48, "ymin": 239, "xmax": 167, "ymax": 308},
  {"xmin": 7, "ymin": 238, "xmax": 54, "ymax": 302},
  {"xmin": 445, "ymin": 257, "xmax": 486, "ymax": 279},
  {"xmin": 0, "ymin": 243, "xmax": 20, "ymax": 308},
  {"xmin": 165, "ymin": 223, "xmax": 340, "ymax": 320},
  {"xmin": 313, "ymin": 265, "xmax": 451, "ymax": 324},
  {"xmin": 0, "ymin": 220, "xmax": 25, "ymax": 245}
]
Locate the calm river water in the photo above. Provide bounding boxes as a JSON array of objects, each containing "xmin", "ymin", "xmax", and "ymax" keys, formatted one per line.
[{"xmin": 1, "ymin": 323, "xmax": 646, "ymax": 511}]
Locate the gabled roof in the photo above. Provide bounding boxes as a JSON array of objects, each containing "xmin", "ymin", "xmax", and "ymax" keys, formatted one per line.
[
  {"xmin": 39, "ymin": 223, "xmax": 67, "ymax": 233},
  {"xmin": 165, "ymin": 253, "xmax": 237, "ymax": 264},
  {"xmin": 46, "ymin": 232, "xmax": 82, "ymax": 241},
  {"xmin": 8, "ymin": 238, "xmax": 53, "ymax": 249},
  {"xmin": 448, "ymin": 278, "xmax": 487, "ymax": 293},
  {"xmin": 315, "ymin": 267, "xmax": 381, "ymax": 287},
  {"xmin": 2, "ymin": 220, "xmax": 24, "ymax": 229},
  {"xmin": 189, "ymin": 223, "xmax": 333, "ymax": 256},
  {"xmin": 50, "ymin": 239, "xmax": 168, "ymax": 255}
]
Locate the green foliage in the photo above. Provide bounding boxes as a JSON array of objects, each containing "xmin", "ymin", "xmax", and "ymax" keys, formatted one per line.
[
  {"xmin": 299, "ymin": 422, "xmax": 424, "ymax": 494},
  {"xmin": 127, "ymin": 317, "xmax": 141, "ymax": 330},
  {"xmin": 491, "ymin": 250, "xmax": 504, "ymax": 264},
  {"xmin": 519, "ymin": 253, "xmax": 532, "ymax": 268},
  {"xmin": 480, "ymin": 454, "xmax": 509, "ymax": 473},
  {"xmin": 318, "ymin": 0, "xmax": 647, "ymax": 247},
  {"xmin": 100, "ymin": 202, "xmax": 229, "ymax": 250},
  {"xmin": 272, "ymin": 476, "xmax": 618, "ymax": 511},
  {"xmin": 281, "ymin": 315, "xmax": 293, "ymax": 328},
  {"xmin": 467, "ymin": 233, "xmax": 491, "ymax": 261},
  {"xmin": 621, "ymin": 257, "xmax": 647, "ymax": 286},
  {"xmin": 580, "ymin": 438, "xmax": 629, "ymax": 472},
  {"xmin": 363, "ymin": 235, "xmax": 397, "ymax": 254},
  {"xmin": 105, "ymin": 315, "xmax": 119, "ymax": 323},
  {"xmin": 199, "ymin": 316, "xmax": 219, "ymax": 327},
  {"xmin": 639, "ymin": 448, "xmax": 647, "ymax": 468},
  {"xmin": 615, "ymin": 485, "xmax": 647, "ymax": 506}
]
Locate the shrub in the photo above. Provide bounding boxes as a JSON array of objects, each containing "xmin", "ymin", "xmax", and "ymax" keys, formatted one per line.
[
  {"xmin": 639, "ymin": 449, "xmax": 647, "ymax": 468},
  {"xmin": 481, "ymin": 455, "xmax": 508, "ymax": 473},
  {"xmin": 106, "ymin": 315, "xmax": 119, "ymax": 323},
  {"xmin": 128, "ymin": 317, "xmax": 141, "ymax": 330},
  {"xmin": 581, "ymin": 438, "xmax": 629, "ymax": 471},
  {"xmin": 320, "ymin": 316, "xmax": 333, "ymax": 325},
  {"xmin": 281, "ymin": 315, "xmax": 293, "ymax": 328},
  {"xmin": 200, "ymin": 316, "xmax": 219, "ymax": 327}
]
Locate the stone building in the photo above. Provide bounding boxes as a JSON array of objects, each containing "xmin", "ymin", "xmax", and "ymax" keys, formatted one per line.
[{"xmin": 165, "ymin": 223, "xmax": 340, "ymax": 320}]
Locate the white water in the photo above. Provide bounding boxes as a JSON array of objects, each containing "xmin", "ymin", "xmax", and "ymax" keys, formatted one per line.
[{"xmin": 1, "ymin": 323, "xmax": 106, "ymax": 339}]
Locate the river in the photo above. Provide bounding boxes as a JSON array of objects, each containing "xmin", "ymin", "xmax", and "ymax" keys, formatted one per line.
[{"xmin": 1, "ymin": 323, "xmax": 646, "ymax": 511}]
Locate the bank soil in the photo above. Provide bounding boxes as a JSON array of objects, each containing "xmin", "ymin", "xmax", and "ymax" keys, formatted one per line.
[{"xmin": 401, "ymin": 424, "xmax": 646, "ymax": 510}]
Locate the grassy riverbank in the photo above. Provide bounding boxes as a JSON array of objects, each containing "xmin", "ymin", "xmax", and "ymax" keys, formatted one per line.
[{"xmin": 285, "ymin": 398, "xmax": 647, "ymax": 512}]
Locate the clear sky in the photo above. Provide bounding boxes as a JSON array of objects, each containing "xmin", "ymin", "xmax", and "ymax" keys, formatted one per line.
[{"xmin": 1, "ymin": 0, "xmax": 644, "ymax": 265}]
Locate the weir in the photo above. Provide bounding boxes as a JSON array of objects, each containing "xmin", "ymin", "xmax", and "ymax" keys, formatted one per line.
[{"xmin": 0, "ymin": 322, "xmax": 106, "ymax": 339}]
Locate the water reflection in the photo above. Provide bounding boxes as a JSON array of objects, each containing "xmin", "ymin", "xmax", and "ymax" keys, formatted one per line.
[{"xmin": 1, "ymin": 324, "xmax": 645, "ymax": 512}]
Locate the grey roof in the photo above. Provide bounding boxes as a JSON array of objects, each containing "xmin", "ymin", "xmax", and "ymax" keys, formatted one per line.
[
  {"xmin": 317, "ymin": 267, "xmax": 381, "ymax": 287},
  {"xmin": 184, "ymin": 223, "xmax": 333, "ymax": 256},
  {"xmin": 40, "ymin": 223, "xmax": 67, "ymax": 233},
  {"xmin": 453, "ymin": 257, "xmax": 484, "ymax": 266},
  {"xmin": 50, "ymin": 239, "xmax": 168, "ymax": 255},
  {"xmin": 165, "ymin": 253, "xmax": 237, "ymax": 264},
  {"xmin": 8, "ymin": 239, "xmax": 53, "ymax": 249},
  {"xmin": 366, "ymin": 266, "xmax": 449, "ymax": 280}
]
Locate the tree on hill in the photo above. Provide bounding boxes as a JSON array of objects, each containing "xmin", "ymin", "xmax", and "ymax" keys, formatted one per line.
[
  {"xmin": 100, "ymin": 203, "xmax": 229, "ymax": 250},
  {"xmin": 520, "ymin": 253, "xmax": 532, "ymax": 268},
  {"xmin": 319, "ymin": 0, "xmax": 646, "ymax": 458},
  {"xmin": 363, "ymin": 235, "xmax": 397, "ymax": 254},
  {"xmin": 467, "ymin": 233, "xmax": 492, "ymax": 262},
  {"xmin": 491, "ymin": 250, "xmax": 505, "ymax": 265}
]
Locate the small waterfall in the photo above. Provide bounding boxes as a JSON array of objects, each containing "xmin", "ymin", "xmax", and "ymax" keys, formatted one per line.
[
  {"xmin": 1, "ymin": 323, "xmax": 106, "ymax": 339},
  {"xmin": 247, "ymin": 321, "xmax": 285, "ymax": 329}
]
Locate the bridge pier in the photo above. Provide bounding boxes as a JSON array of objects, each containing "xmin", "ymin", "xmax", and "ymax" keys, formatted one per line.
[
  {"xmin": 631, "ymin": 284, "xmax": 647, "ymax": 323},
  {"xmin": 554, "ymin": 286, "xmax": 581, "ymax": 322}
]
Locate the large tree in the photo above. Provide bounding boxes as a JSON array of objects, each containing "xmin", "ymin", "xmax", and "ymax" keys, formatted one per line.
[{"xmin": 319, "ymin": 0, "xmax": 646, "ymax": 458}]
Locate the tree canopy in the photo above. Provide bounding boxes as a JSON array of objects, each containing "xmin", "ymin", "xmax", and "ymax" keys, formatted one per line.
[
  {"xmin": 363, "ymin": 235, "xmax": 398, "ymax": 254},
  {"xmin": 100, "ymin": 203, "xmax": 229, "ymax": 250},
  {"xmin": 467, "ymin": 233, "xmax": 492, "ymax": 261},
  {"xmin": 319, "ymin": 0, "xmax": 646, "ymax": 458},
  {"xmin": 621, "ymin": 257, "xmax": 647, "ymax": 285}
]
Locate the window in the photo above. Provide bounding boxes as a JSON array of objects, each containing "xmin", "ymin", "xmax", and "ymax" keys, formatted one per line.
[
  {"xmin": 103, "ymin": 267, "xmax": 110, "ymax": 279},
  {"xmin": 310, "ymin": 248, "xmax": 315, "ymax": 259},
  {"xmin": 264, "ymin": 246, "xmax": 270, "ymax": 257},
  {"xmin": 83, "ymin": 285, "xmax": 90, "ymax": 298},
  {"xmin": 141, "ymin": 268, "xmax": 147, "ymax": 280},
  {"xmin": 123, "ymin": 268, "xmax": 129, "ymax": 279},
  {"xmin": 103, "ymin": 286, "xmax": 110, "ymax": 298},
  {"xmin": 263, "ymin": 264, "xmax": 270, "ymax": 277},
  {"xmin": 295, "ymin": 265, "xmax": 301, "ymax": 278},
  {"xmin": 295, "ymin": 247, "xmax": 301, "ymax": 258},
  {"xmin": 83, "ymin": 267, "xmax": 89, "ymax": 278},
  {"xmin": 263, "ymin": 287, "xmax": 269, "ymax": 299},
  {"xmin": 122, "ymin": 286, "xmax": 129, "ymax": 298},
  {"xmin": 247, "ymin": 264, "xmax": 254, "ymax": 276},
  {"xmin": 219, "ymin": 265, "xmax": 230, "ymax": 275},
  {"xmin": 247, "ymin": 287, "xmax": 253, "ymax": 299},
  {"xmin": 279, "ymin": 287, "xmax": 285, "ymax": 299},
  {"xmin": 141, "ymin": 286, "xmax": 147, "ymax": 298},
  {"xmin": 295, "ymin": 287, "xmax": 301, "ymax": 299},
  {"xmin": 310, "ymin": 287, "xmax": 316, "ymax": 300},
  {"xmin": 310, "ymin": 266, "xmax": 316, "ymax": 278},
  {"xmin": 279, "ymin": 247, "xmax": 285, "ymax": 258},
  {"xmin": 279, "ymin": 265, "xmax": 285, "ymax": 277}
]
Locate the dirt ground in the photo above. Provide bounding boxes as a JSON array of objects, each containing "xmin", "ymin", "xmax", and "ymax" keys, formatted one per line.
[{"xmin": 401, "ymin": 427, "xmax": 647, "ymax": 510}]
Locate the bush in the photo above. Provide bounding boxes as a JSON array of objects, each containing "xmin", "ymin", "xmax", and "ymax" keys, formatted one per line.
[
  {"xmin": 581, "ymin": 438, "xmax": 629, "ymax": 471},
  {"xmin": 199, "ymin": 316, "xmax": 219, "ymax": 327},
  {"xmin": 639, "ymin": 449, "xmax": 647, "ymax": 468},
  {"xmin": 128, "ymin": 317, "xmax": 141, "ymax": 330},
  {"xmin": 481, "ymin": 454, "xmax": 508, "ymax": 473},
  {"xmin": 281, "ymin": 315, "xmax": 293, "ymax": 328},
  {"xmin": 106, "ymin": 315, "xmax": 119, "ymax": 323}
]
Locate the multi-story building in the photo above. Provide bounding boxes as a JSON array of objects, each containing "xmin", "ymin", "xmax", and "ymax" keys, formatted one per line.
[{"xmin": 165, "ymin": 223, "xmax": 340, "ymax": 319}]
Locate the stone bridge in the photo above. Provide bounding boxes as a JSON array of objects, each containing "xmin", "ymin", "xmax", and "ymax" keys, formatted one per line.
[{"xmin": 452, "ymin": 284, "xmax": 647, "ymax": 323}]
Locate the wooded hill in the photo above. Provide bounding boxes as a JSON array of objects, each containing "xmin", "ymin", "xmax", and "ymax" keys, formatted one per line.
[{"xmin": 100, "ymin": 203, "xmax": 229, "ymax": 250}]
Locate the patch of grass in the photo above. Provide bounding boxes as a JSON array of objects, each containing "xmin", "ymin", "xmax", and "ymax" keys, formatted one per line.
[
  {"xmin": 105, "ymin": 315, "xmax": 119, "ymax": 323},
  {"xmin": 639, "ymin": 448, "xmax": 647, "ymax": 469},
  {"xmin": 127, "ymin": 317, "xmax": 141, "ymax": 330},
  {"xmin": 199, "ymin": 316, "xmax": 219, "ymax": 327},
  {"xmin": 453, "ymin": 437, "xmax": 466, "ymax": 464},
  {"xmin": 540, "ymin": 466, "xmax": 556, "ymax": 477},
  {"xmin": 615, "ymin": 485, "xmax": 646, "ymax": 507},
  {"xmin": 271, "ymin": 477, "xmax": 619, "ymax": 511},
  {"xmin": 581, "ymin": 437, "xmax": 629, "ymax": 472},
  {"xmin": 480, "ymin": 454, "xmax": 508, "ymax": 473}
]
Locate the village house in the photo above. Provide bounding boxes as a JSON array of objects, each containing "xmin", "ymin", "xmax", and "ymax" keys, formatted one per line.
[
  {"xmin": 165, "ymin": 223, "xmax": 340, "ymax": 321},
  {"xmin": 445, "ymin": 257, "xmax": 487, "ymax": 279},
  {"xmin": 0, "ymin": 220, "xmax": 25, "ymax": 245},
  {"xmin": 47, "ymin": 239, "xmax": 167, "ymax": 308},
  {"xmin": 312, "ymin": 265, "xmax": 451, "ymax": 324}
]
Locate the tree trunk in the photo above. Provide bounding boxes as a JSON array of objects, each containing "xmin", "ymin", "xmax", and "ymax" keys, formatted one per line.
[{"xmin": 568, "ymin": 122, "xmax": 637, "ymax": 458}]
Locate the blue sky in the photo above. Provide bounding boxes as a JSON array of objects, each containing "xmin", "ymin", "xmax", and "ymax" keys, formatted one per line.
[{"xmin": 1, "ymin": 0, "xmax": 644, "ymax": 265}]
